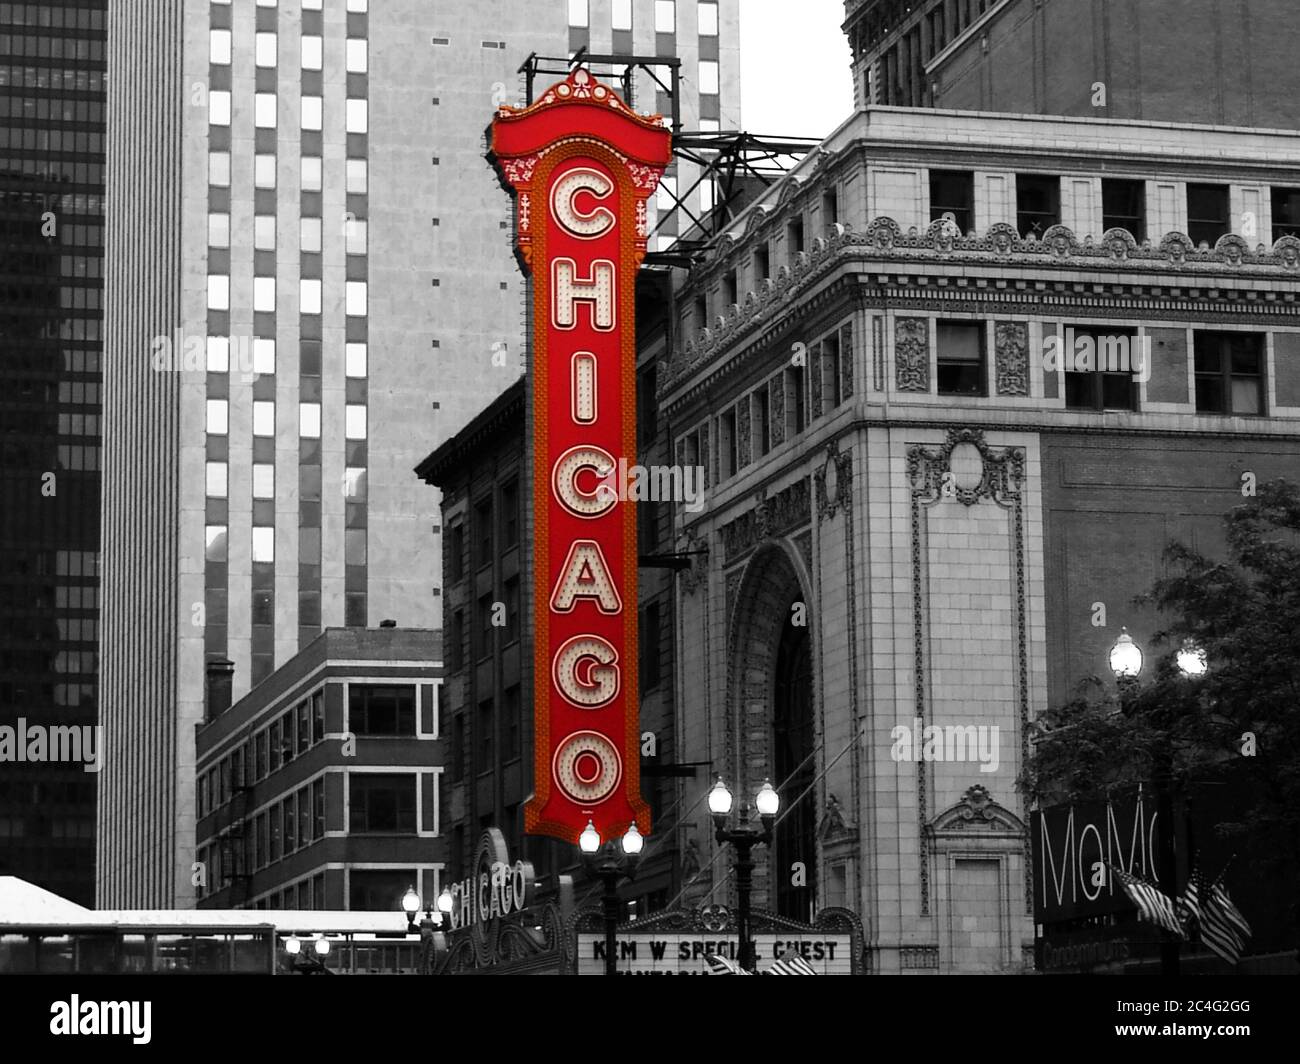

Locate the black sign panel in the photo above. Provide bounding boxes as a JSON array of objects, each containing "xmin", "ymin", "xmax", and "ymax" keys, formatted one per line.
[{"xmin": 1031, "ymin": 796, "xmax": 1165, "ymax": 922}]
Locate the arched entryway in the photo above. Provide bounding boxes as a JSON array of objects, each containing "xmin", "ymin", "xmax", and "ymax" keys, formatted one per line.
[
  {"xmin": 773, "ymin": 604, "xmax": 816, "ymax": 920},
  {"xmin": 726, "ymin": 542, "xmax": 817, "ymax": 919}
]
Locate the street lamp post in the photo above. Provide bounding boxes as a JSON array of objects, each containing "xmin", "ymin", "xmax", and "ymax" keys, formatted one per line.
[
  {"xmin": 1109, "ymin": 627, "xmax": 1180, "ymax": 976},
  {"xmin": 579, "ymin": 821, "xmax": 643, "ymax": 976},
  {"xmin": 283, "ymin": 932, "xmax": 332, "ymax": 975},
  {"xmin": 708, "ymin": 777, "xmax": 780, "ymax": 973},
  {"xmin": 401, "ymin": 886, "xmax": 453, "ymax": 974}
]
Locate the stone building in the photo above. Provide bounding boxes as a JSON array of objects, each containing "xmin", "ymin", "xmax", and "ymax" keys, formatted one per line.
[
  {"xmin": 656, "ymin": 104, "xmax": 1300, "ymax": 972},
  {"xmin": 843, "ymin": 0, "xmax": 1300, "ymax": 130}
]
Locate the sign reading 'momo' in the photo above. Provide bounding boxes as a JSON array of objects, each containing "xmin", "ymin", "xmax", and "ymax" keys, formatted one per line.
[{"xmin": 489, "ymin": 69, "xmax": 671, "ymax": 844}]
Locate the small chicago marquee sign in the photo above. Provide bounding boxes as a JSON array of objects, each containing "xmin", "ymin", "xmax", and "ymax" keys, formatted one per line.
[{"xmin": 488, "ymin": 69, "xmax": 671, "ymax": 844}]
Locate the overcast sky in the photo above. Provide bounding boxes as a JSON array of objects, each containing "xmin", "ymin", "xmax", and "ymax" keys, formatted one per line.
[{"xmin": 739, "ymin": 0, "xmax": 855, "ymax": 138}]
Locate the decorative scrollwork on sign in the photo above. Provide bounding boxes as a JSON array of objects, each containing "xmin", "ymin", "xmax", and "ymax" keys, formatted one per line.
[
  {"xmin": 994, "ymin": 321, "xmax": 1030, "ymax": 397},
  {"xmin": 894, "ymin": 317, "xmax": 930, "ymax": 392}
]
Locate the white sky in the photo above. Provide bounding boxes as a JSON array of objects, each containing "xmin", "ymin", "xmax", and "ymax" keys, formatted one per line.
[{"xmin": 738, "ymin": 0, "xmax": 855, "ymax": 139}]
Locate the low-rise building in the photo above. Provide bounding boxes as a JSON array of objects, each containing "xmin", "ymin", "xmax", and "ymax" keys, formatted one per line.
[{"xmin": 195, "ymin": 626, "xmax": 444, "ymax": 913}]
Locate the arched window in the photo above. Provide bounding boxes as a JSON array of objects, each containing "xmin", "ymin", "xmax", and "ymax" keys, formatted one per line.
[{"xmin": 772, "ymin": 606, "xmax": 815, "ymax": 920}]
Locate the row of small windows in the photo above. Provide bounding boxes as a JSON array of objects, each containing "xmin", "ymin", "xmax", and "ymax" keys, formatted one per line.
[
  {"xmin": 0, "ymin": 95, "xmax": 104, "ymax": 122},
  {"xmin": 0, "ymin": 33, "xmax": 104, "ymax": 60},
  {"xmin": 203, "ymin": 462, "xmax": 367, "ymax": 502},
  {"xmin": 206, "ymin": 276, "xmax": 369, "ymax": 315},
  {"xmin": 201, "ymin": 337, "xmax": 367, "ymax": 378},
  {"xmin": 208, "ymin": 92, "xmax": 369, "ymax": 134},
  {"xmin": 209, "ymin": 30, "xmax": 367, "ymax": 72},
  {"xmin": 700, "ymin": 322, "xmax": 851, "ymax": 482},
  {"xmin": 208, "ymin": 213, "xmax": 367, "ymax": 254},
  {"xmin": 57, "ymin": 380, "xmax": 99, "ymax": 405},
  {"xmin": 2, "ymin": 159, "xmax": 103, "ymax": 187},
  {"xmin": 54, "ymin": 584, "xmax": 97, "ymax": 609},
  {"xmin": 567, "ymin": 0, "xmax": 718, "ymax": 35},
  {"xmin": 930, "ymin": 170, "xmax": 1300, "ymax": 247},
  {"xmin": 250, "ymin": 872, "xmax": 327, "ymax": 912},
  {"xmin": 55, "ymin": 618, "xmax": 96, "ymax": 643},
  {"xmin": 0, "ymin": 127, "xmax": 105, "ymax": 153},
  {"xmin": 204, "ymin": 524, "xmax": 367, "ymax": 566},
  {"xmin": 200, "ymin": 691, "xmax": 325, "ymax": 819},
  {"xmin": 912, "ymin": 320, "xmax": 1268, "ymax": 416},
  {"xmin": 210, "ymin": 0, "xmax": 370, "ymax": 9},
  {"xmin": 55, "ymin": 444, "xmax": 98, "ymax": 470},
  {"xmin": 204, "ymin": 399, "xmax": 368, "ymax": 440},
  {"xmin": 444, "ymin": 480, "xmax": 521, "ymax": 582},
  {"xmin": 0, "ymin": 64, "xmax": 105, "ymax": 92},
  {"xmin": 196, "ymin": 781, "xmax": 325, "ymax": 894},
  {"xmin": 209, "ymin": 152, "xmax": 368, "ymax": 193},
  {"xmin": 0, "ymin": 4, "xmax": 106, "ymax": 30},
  {"xmin": 56, "ymin": 412, "xmax": 99, "ymax": 436}
]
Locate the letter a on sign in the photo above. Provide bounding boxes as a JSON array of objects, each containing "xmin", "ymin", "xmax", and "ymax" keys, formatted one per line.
[{"xmin": 489, "ymin": 69, "xmax": 671, "ymax": 845}]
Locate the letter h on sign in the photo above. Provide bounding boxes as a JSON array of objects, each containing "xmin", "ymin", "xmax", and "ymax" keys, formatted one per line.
[{"xmin": 488, "ymin": 69, "xmax": 671, "ymax": 845}]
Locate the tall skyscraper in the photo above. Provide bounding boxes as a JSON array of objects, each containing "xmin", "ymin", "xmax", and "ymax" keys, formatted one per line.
[
  {"xmin": 0, "ymin": 0, "xmax": 107, "ymax": 906},
  {"xmin": 100, "ymin": 0, "xmax": 739, "ymax": 907}
]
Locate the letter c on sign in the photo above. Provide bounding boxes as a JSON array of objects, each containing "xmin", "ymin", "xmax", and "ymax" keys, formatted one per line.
[
  {"xmin": 551, "ymin": 167, "xmax": 615, "ymax": 239},
  {"xmin": 552, "ymin": 445, "xmax": 616, "ymax": 518},
  {"xmin": 553, "ymin": 634, "xmax": 621, "ymax": 708}
]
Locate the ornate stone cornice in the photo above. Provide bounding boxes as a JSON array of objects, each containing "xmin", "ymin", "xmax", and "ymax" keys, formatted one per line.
[{"xmin": 661, "ymin": 216, "xmax": 1300, "ymax": 394}]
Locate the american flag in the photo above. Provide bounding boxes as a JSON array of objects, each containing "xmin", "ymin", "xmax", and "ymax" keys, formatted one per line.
[
  {"xmin": 1109, "ymin": 865, "xmax": 1186, "ymax": 938},
  {"xmin": 766, "ymin": 950, "xmax": 819, "ymax": 975},
  {"xmin": 703, "ymin": 953, "xmax": 752, "ymax": 975},
  {"xmin": 1202, "ymin": 868, "xmax": 1252, "ymax": 966}
]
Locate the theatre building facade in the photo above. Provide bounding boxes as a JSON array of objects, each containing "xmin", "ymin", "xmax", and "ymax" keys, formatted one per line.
[{"xmin": 658, "ymin": 105, "xmax": 1300, "ymax": 973}]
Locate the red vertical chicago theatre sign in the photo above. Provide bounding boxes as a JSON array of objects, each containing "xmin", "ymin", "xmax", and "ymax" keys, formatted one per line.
[{"xmin": 489, "ymin": 70, "xmax": 671, "ymax": 844}]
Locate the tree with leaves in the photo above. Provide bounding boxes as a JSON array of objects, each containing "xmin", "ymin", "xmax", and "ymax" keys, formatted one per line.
[{"xmin": 1022, "ymin": 479, "xmax": 1300, "ymax": 951}]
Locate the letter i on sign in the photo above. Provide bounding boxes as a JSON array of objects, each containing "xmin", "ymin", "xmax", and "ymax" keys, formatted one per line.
[{"xmin": 489, "ymin": 69, "xmax": 671, "ymax": 845}]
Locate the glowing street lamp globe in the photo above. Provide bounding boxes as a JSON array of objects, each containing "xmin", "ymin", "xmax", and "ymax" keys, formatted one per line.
[
  {"xmin": 1176, "ymin": 642, "xmax": 1208, "ymax": 678},
  {"xmin": 401, "ymin": 886, "xmax": 420, "ymax": 918},
  {"xmin": 1108, "ymin": 628, "xmax": 1143, "ymax": 679},
  {"xmin": 707, "ymin": 777, "xmax": 734, "ymax": 817},
  {"xmin": 284, "ymin": 935, "xmax": 302, "ymax": 956},
  {"xmin": 579, "ymin": 819, "xmax": 601, "ymax": 854},
  {"xmin": 621, "ymin": 821, "xmax": 644, "ymax": 856},
  {"xmin": 313, "ymin": 934, "xmax": 331, "ymax": 956},
  {"xmin": 754, "ymin": 779, "xmax": 780, "ymax": 818}
]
